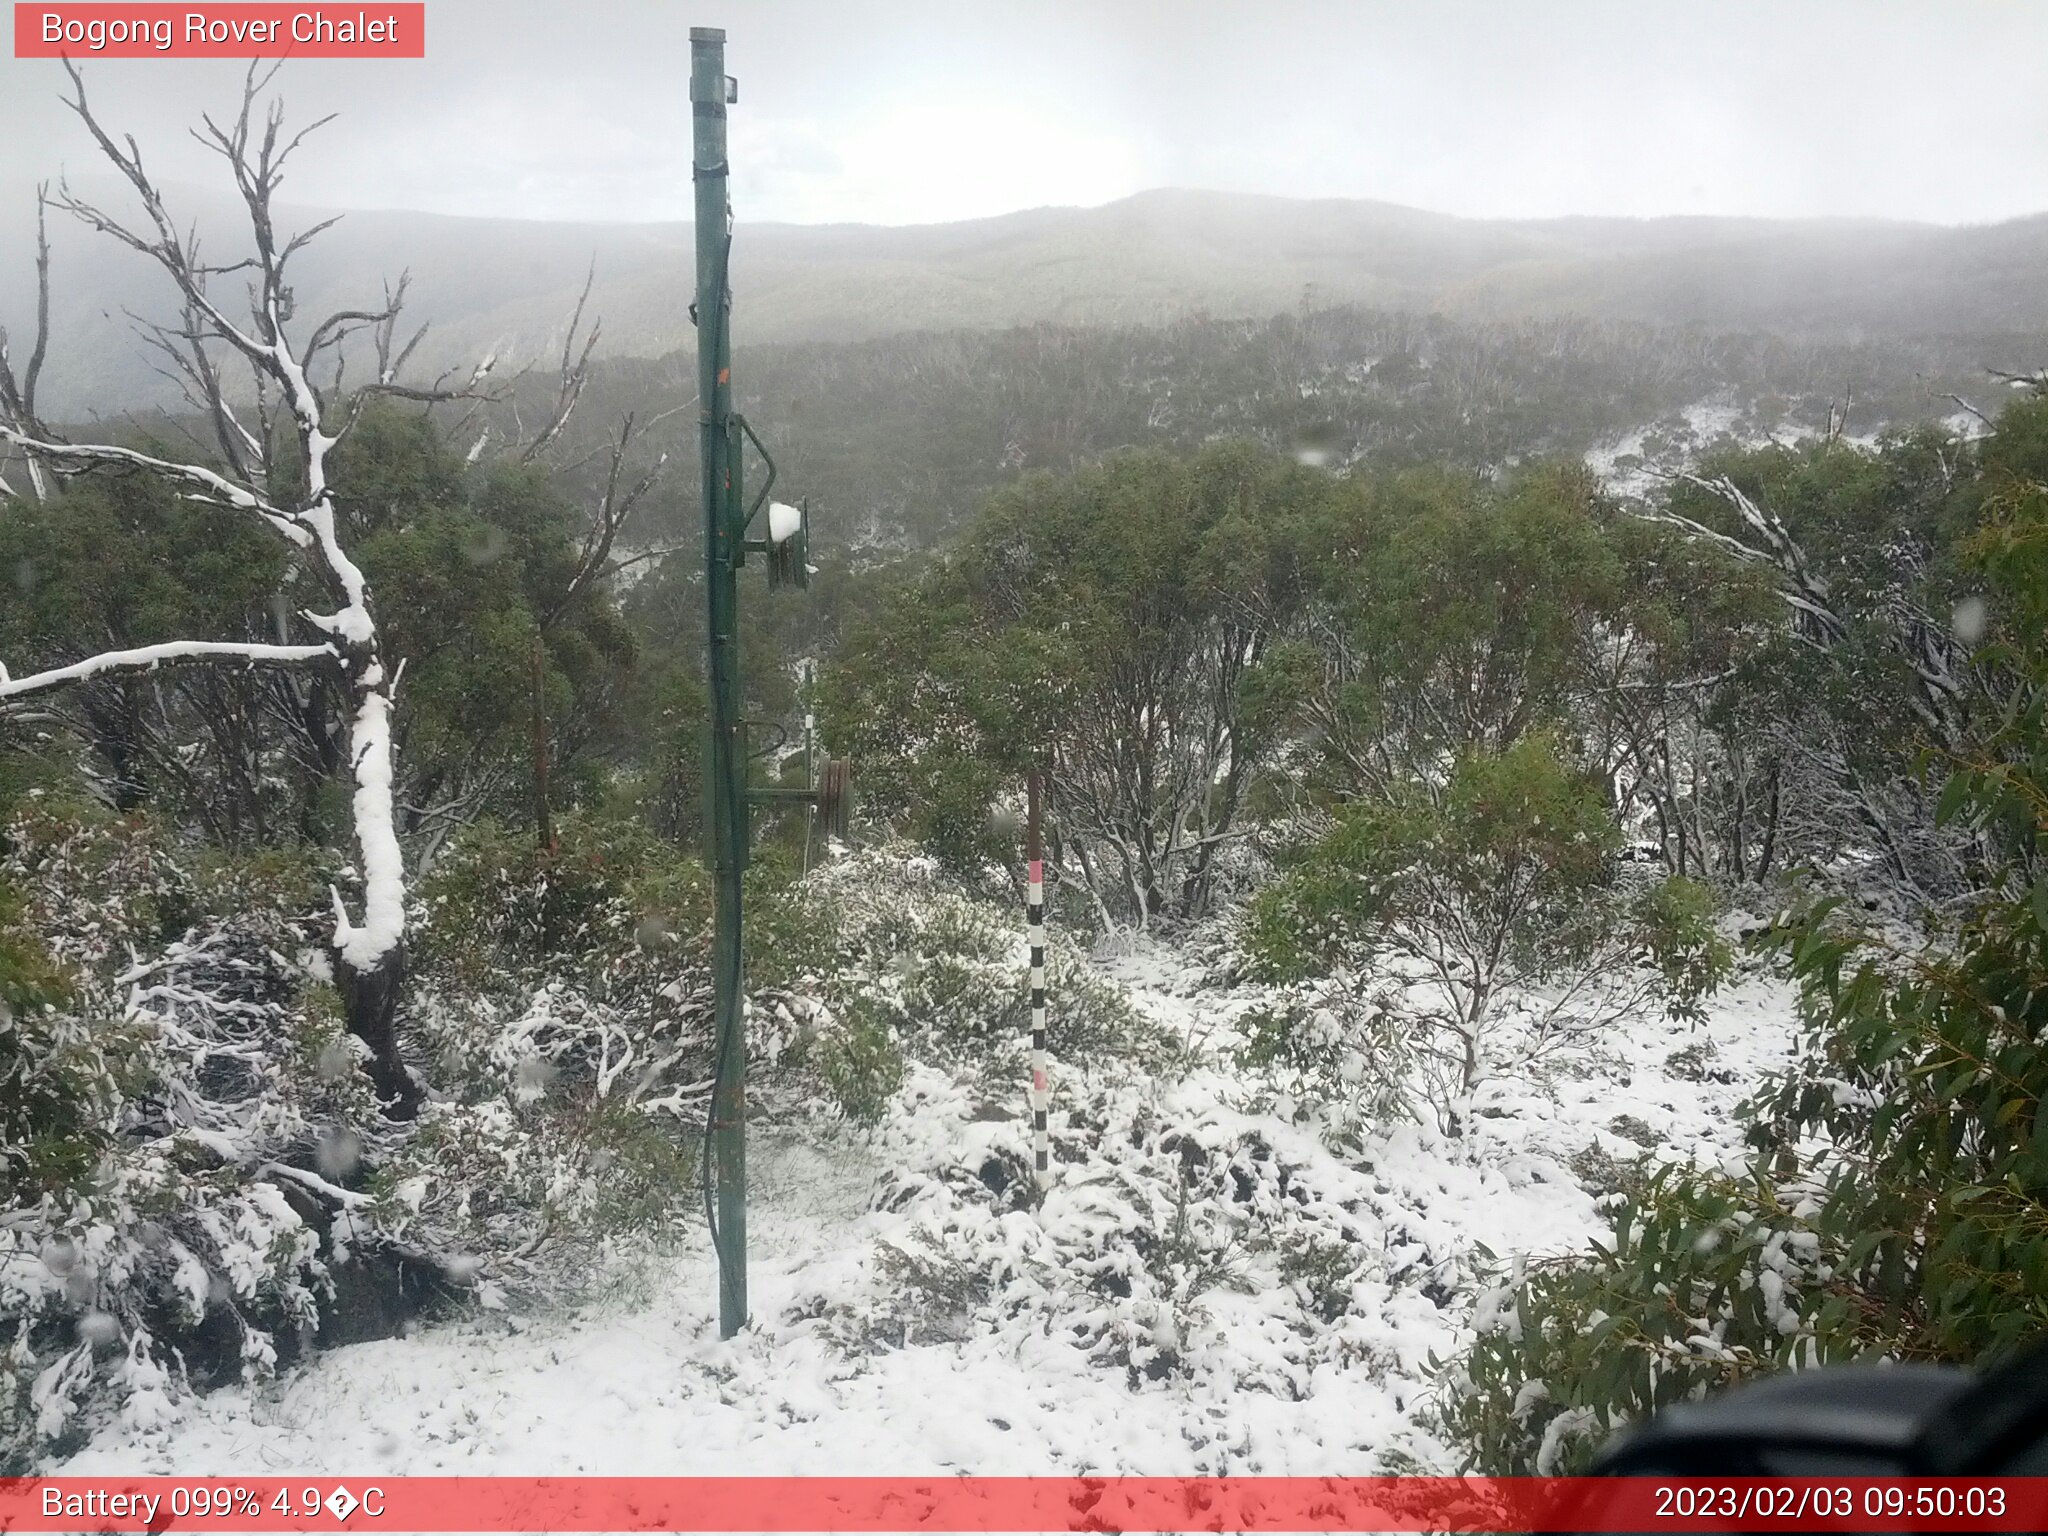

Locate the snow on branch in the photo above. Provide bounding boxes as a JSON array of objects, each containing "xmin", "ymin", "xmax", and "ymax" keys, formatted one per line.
[
  {"xmin": 0, "ymin": 184, "xmax": 55, "ymax": 501},
  {"xmin": 517, "ymin": 262, "xmax": 601, "ymax": 464},
  {"xmin": 1635, "ymin": 472, "xmax": 1845, "ymax": 648},
  {"xmin": 0, "ymin": 425, "xmax": 309, "ymax": 544},
  {"xmin": 7, "ymin": 61, "xmax": 453, "ymax": 1033},
  {"xmin": 0, "ymin": 640, "xmax": 336, "ymax": 702}
]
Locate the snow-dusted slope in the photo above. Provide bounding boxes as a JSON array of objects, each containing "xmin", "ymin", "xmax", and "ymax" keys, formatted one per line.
[
  {"xmin": 1582, "ymin": 395, "xmax": 1994, "ymax": 502},
  {"xmin": 60, "ymin": 940, "xmax": 1798, "ymax": 1478}
]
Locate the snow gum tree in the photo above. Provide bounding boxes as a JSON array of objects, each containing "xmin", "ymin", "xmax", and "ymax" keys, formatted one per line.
[
  {"xmin": 825, "ymin": 441, "xmax": 1330, "ymax": 926},
  {"xmin": 0, "ymin": 65, "xmax": 500, "ymax": 1115},
  {"xmin": 1245, "ymin": 732, "xmax": 1731, "ymax": 1127}
]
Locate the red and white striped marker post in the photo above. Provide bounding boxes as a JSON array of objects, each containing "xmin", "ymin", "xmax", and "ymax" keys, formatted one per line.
[{"xmin": 1026, "ymin": 767, "xmax": 1049, "ymax": 1185}]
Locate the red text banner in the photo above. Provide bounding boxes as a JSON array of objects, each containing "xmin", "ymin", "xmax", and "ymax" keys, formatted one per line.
[
  {"xmin": 14, "ymin": 5, "xmax": 425, "ymax": 58},
  {"xmin": 1, "ymin": 1476, "xmax": 2046, "ymax": 1532}
]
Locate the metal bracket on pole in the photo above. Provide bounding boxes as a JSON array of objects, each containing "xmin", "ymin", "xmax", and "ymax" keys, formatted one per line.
[
  {"xmin": 737, "ymin": 414, "xmax": 779, "ymax": 539},
  {"xmin": 748, "ymin": 759, "xmax": 852, "ymax": 839}
]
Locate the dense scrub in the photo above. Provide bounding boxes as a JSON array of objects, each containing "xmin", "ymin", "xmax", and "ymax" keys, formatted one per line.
[
  {"xmin": 548, "ymin": 303, "xmax": 2006, "ymax": 555},
  {"xmin": 822, "ymin": 391, "xmax": 2048, "ymax": 1469},
  {"xmin": 1429, "ymin": 406, "xmax": 2048, "ymax": 1472},
  {"xmin": 0, "ymin": 803, "xmax": 723, "ymax": 1467},
  {"xmin": 7, "ymin": 232, "xmax": 2048, "ymax": 1475}
]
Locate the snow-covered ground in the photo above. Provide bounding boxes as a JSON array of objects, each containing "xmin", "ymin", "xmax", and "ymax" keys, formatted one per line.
[
  {"xmin": 1584, "ymin": 396, "xmax": 1752, "ymax": 501},
  {"xmin": 60, "ymin": 940, "xmax": 1799, "ymax": 1478},
  {"xmin": 1584, "ymin": 395, "xmax": 1992, "ymax": 503}
]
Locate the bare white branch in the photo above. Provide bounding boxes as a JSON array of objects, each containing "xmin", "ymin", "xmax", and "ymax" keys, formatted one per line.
[{"xmin": 0, "ymin": 640, "xmax": 336, "ymax": 702}]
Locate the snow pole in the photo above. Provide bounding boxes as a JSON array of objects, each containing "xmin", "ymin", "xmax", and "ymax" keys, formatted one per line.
[{"xmin": 1027, "ymin": 767, "xmax": 1049, "ymax": 1185}]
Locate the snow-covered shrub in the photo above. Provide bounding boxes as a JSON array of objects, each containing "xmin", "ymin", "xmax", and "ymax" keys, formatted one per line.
[
  {"xmin": 0, "ymin": 809, "xmax": 385, "ymax": 1470},
  {"xmin": 1243, "ymin": 735, "xmax": 1730, "ymax": 1131},
  {"xmin": 0, "ymin": 880, "xmax": 140, "ymax": 1207},
  {"xmin": 399, "ymin": 811, "xmax": 727, "ymax": 1287},
  {"xmin": 1236, "ymin": 974, "xmax": 1423, "ymax": 1143},
  {"xmin": 1428, "ymin": 1165, "xmax": 1849, "ymax": 1475},
  {"xmin": 414, "ymin": 810, "xmax": 712, "ymax": 998},
  {"xmin": 377, "ymin": 1094, "xmax": 690, "ymax": 1297},
  {"xmin": 798, "ymin": 1072, "xmax": 1424, "ymax": 1398},
  {"xmin": 783, "ymin": 843, "xmax": 1165, "ymax": 1089},
  {"xmin": 4, "ymin": 805, "xmax": 199, "ymax": 966},
  {"xmin": 1435, "ymin": 852, "xmax": 2048, "ymax": 1473}
]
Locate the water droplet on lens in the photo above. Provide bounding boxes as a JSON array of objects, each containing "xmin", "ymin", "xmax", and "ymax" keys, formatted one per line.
[
  {"xmin": 465, "ymin": 525, "xmax": 508, "ymax": 565},
  {"xmin": 515, "ymin": 1058, "xmax": 558, "ymax": 1099},
  {"xmin": 318, "ymin": 1039, "xmax": 356, "ymax": 1081},
  {"xmin": 1289, "ymin": 421, "xmax": 1341, "ymax": 468},
  {"xmin": 1952, "ymin": 595, "xmax": 1989, "ymax": 645},
  {"xmin": 315, "ymin": 1127, "xmax": 363, "ymax": 1179}
]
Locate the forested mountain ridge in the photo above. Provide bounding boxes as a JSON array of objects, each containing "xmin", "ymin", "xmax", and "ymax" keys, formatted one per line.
[
  {"xmin": 497, "ymin": 301, "xmax": 2024, "ymax": 557},
  {"xmin": 6, "ymin": 180, "xmax": 2048, "ymax": 417}
]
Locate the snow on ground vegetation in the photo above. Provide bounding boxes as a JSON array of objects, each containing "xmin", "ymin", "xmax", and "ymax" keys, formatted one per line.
[
  {"xmin": 1580, "ymin": 393, "xmax": 1986, "ymax": 501},
  {"xmin": 60, "ymin": 895, "xmax": 1797, "ymax": 1478}
]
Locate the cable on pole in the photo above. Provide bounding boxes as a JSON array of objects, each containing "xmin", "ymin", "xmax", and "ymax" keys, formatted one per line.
[{"xmin": 1027, "ymin": 767, "xmax": 1049, "ymax": 1186}]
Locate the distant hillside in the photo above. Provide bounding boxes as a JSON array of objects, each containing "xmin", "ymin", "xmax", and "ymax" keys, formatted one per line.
[{"xmin": 3, "ymin": 182, "xmax": 2047, "ymax": 416}]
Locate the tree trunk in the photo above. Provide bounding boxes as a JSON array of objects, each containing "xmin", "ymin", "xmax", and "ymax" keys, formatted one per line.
[
  {"xmin": 336, "ymin": 946, "xmax": 420, "ymax": 1117},
  {"xmin": 1753, "ymin": 768, "xmax": 1782, "ymax": 884},
  {"xmin": 330, "ymin": 654, "xmax": 420, "ymax": 1118}
]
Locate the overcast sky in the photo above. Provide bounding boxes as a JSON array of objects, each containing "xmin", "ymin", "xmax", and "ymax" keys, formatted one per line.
[{"xmin": 1, "ymin": 0, "xmax": 2044, "ymax": 227}]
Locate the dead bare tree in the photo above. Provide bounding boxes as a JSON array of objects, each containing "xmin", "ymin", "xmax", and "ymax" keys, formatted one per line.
[
  {"xmin": 1629, "ymin": 470, "xmax": 1974, "ymax": 900},
  {"xmin": 0, "ymin": 62, "xmax": 509, "ymax": 1116},
  {"xmin": 0, "ymin": 185, "xmax": 54, "ymax": 501}
]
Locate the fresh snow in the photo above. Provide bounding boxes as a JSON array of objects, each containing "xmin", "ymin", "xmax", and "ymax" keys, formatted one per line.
[
  {"xmin": 60, "ymin": 937, "xmax": 1799, "ymax": 1478},
  {"xmin": 1584, "ymin": 397, "xmax": 1750, "ymax": 502},
  {"xmin": 1586, "ymin": 396, "xmax": 1989, "ymax": 503},
  {"xmin": 331, "ymin": 684, "xmax": 407, "ymax": 970},
  {"xmin": 0, "ymin": 640, "xmax": 335, "ymax": 701}
]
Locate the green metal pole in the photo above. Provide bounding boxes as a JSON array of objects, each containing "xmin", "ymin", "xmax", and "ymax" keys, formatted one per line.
[{"xmin": 691, "ymin": 24, "xmax": 748, "ymax": 1338}]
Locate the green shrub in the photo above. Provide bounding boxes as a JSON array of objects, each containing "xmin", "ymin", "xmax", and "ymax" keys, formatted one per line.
[
  {"xmin": 0, "ymin": 879, "xmax": 143, "ymax": 1207},
  {"xmin": 811, "ymin": 998, "xmax": 907, "ymax": 1126},
  {"xmin": 391, "ymin": 1092, "xmax": 694, "ymax": 1278},
  {"xmin": 1243, "ymin": 736, "xmax": 1729, "ymax": 1125},
  {"xmin": 1433, "ymin": 758, "xmax": 2048, "ymax": 1473},
  {"xmin": 1, "ymin": 806, "xmax": 198, "ymax": 962},
  {"xmin": 1431, "ymin": 1165, "xmax": 1863, "ymax": 1474},
  {"xmin": 1636, "ymin": 877, "xmax": 1736, "ymax": 1020},
  {"xmin": 415, "ymin": 810, "xmax": 712, "ymax": 992}
]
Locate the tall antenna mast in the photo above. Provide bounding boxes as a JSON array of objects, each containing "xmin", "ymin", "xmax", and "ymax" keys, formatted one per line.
[
  {"xmin": 691, "ymin": 24, "xmax": 749, "ymax": 1340},
  {"xmin": 691, "ymin": 25, "xmax": 849, "ymax": 1337}
]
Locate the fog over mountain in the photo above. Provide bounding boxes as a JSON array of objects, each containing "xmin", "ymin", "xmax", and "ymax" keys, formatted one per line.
[
  {"xmin": 4, "ymin": 178, "xmax": 2046, "ymax": 418},
  {"xmin": 13, "ymin": 0, "xmax": 2048, "ymax": 1493}
]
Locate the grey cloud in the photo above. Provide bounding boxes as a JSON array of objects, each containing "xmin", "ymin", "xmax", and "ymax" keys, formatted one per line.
[{"xmin": 0, "ymin": 0, "xmax": 2043, "ymax": 226}]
